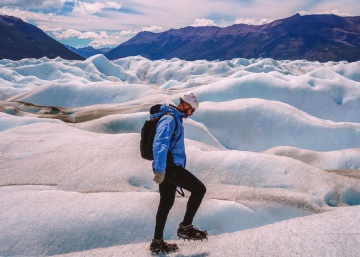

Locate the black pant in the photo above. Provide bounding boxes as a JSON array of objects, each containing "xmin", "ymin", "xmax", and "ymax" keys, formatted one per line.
[{"xmin": 154, "ymin": 165, "xmax": 206, "ymax": 240}]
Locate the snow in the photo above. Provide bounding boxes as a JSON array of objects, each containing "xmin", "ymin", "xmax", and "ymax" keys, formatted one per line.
[{"xmin": 0, "ymin": 55, "xmax": 360, "ymax": 256}]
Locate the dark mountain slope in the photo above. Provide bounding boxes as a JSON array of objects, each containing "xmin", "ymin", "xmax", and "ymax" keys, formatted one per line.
[{"xmin": 0, "ymin": 15, "xmax": 83, "ymax": 60}]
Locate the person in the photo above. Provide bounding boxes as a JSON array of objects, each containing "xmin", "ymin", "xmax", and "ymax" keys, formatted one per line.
[{"xmin": 149, "ymin": 92, "xmax": 207, "ymax": 254}]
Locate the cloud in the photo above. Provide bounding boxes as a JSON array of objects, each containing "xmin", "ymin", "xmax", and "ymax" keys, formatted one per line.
[
  {"xmin": 118, "ymin": 30, "xmax": 137, "ymax": 37},
  {"xmin": 89, "ymin": 30, "xmax": 138, "ymax": 47},
  {"xmin": 142, "ymin": 25, "xmax": 163, "ymax": 32},
  {"xmin": 298, "ymin": 9, "xmax": 353, "ymax": 17},
  {"xmin": 0, "ymin": 0, "xmax": 67, "ymax": 9},
  {"xmin": 37, "ymin": 25, "xmax": 63, "ymax": 32},
  {"xmin": 191, "ymin": 18, "xmax": 216, "ymax": 27},
  {"xmin": 51, "ymin": 28, "xmax": 102, "ymax": 40},
  {"xmin": 234, "ymin": 17, "xmax": 272, "ymax": 25},
  {"xmin": 0, "ymin": 6, "xmax": 60, "ymax": 22},
  {"xmin": 47, "ymin": 27, "xmax": 137, "ymax": 47},
  {"xmin": 72, "ymin": 1, "xmax": 121, "ymax": 15}
]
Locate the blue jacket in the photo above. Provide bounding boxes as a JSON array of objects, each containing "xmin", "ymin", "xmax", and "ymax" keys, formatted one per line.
[{"xmin": 152, "ymin": 104, "xmax": 186, "ymax": 173}]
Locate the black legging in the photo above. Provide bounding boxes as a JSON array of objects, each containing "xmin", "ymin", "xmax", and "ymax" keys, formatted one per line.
[{"xmin": 154, "ymin": 165, "xmax": 206, "ymax": 240}]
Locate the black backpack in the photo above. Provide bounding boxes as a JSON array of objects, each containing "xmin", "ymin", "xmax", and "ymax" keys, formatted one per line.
[{"xmin": 140, "ymin": 104, "xmax": 178, "ymax": 161}]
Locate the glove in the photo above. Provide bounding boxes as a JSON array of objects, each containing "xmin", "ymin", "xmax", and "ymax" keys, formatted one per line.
[{"xmin": 153, "ymin": 172, "xmax": 165, "ymax": 184}]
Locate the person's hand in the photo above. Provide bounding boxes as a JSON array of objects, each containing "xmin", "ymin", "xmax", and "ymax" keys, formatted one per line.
[{"xmin": 153, "ymin": 172, "xmax": 165, "ymax": 184}]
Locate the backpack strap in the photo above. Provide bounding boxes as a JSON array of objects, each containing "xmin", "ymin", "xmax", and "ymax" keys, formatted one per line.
[
  {"xmin": 164, "ymin": 112, "xmax": 178, "ymax": 141},
  {"xmin": 176, "ymin": 187, "xmax": 185, "ymax": 197}
]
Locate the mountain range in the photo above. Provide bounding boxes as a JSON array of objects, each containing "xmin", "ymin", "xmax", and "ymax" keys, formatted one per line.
[
  {"xmin": 0, "ymin": 15, "xmax": 83, "ymax": 61},
  {"xmin": 1, "ymin": 14, "xmax": 360, "ymax": 62},
  {"xmin": 65, "ymin": 45, "xmax": 113, "ymax": 58},
  {"xmin": 106, "ymin": 13, "xmax": 360, "ymax": 62}
]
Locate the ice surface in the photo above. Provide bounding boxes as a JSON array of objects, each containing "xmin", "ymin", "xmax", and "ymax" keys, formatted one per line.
[{"xmin": 0, "ymin": 55, "xmax": 359, "ymax": 256}]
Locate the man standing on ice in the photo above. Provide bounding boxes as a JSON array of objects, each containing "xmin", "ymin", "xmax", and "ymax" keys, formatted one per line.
[{"xmin": 150, "ymin": 92, "xmax": 208, "ymax": 254}]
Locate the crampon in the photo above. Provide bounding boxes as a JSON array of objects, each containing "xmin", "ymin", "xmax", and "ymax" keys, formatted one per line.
[
  {"xmin": 150, "ymin": 238, "xmax": 179, "ymax": 254},
  {"xmin": 177, "ymin": 223, "xmax": 208, "ymax": 241}
]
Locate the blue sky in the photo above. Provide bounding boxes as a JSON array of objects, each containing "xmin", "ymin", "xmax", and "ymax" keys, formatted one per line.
[{"xmin": 1, "ymin": 0, "xmax": 360, "ymax": 49}]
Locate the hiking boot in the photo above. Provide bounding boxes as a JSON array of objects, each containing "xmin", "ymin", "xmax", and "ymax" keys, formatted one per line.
[
  {"xmin": 150, "ymin": 238, "xmax": 179, "ymax": 254},
  {"xmin": 177, "ymin": 222, "xmax": 208, "ymax": 241}
]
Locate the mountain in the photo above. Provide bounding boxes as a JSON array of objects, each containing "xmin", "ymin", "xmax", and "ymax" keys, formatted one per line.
[
  {"xmin": 106, "ymin": 14, "xmax": 360, "ymax": 62},
  {"xmin": 66, "ymin": 45, "xmax": 113, "ymax": 58},
  {"xmin": 0, "ymin": 15, "xmax": 83, "ymax": 60}
]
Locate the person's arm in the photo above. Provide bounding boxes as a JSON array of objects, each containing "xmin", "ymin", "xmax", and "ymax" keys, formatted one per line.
[{"xmin": 152, "ymin": 115, "xmax": 176, "ymax": 173}]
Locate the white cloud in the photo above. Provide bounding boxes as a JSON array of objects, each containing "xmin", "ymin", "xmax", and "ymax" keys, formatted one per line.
[
  {"xmin": 105, "ymin": 2, "xmax": 121, "ymax": 9},
  {"xmin": 88, "ymin": 38, "xmax": 118, "ymax": 48},
  {"xmin": 117, "ymin": 30, "xmax": 137, "ymax": 37},
  {"xmin": 191, "ymin": 18, "xmax": 216, "ymax": 27},
  {"xmin": 72, "ymin": 1, "xmax": 121, "ymax": 15},
  {"xmin": 79, "ymin": 31, "xmax": 103, "ymax": 39},
  {"xmin": 298, "ymin": 9, "xmax": 353, "ymax": 17},
  {"xmin": 37, "ymin": 25, "xmax": 63, "ymax": 32},
  {"xmin": 89, "ymin": 31, "xmax": 137, "ymax": 48},
  {"xmin": 0, "ymin": 6, "xmax": 58, "ymax": 22},
  {"xmin": 49, "ymin": 27, "xmax": 137, "ymax": 48},
  {"xmin": 52, "ymin": 28, "xmax": 101, "ymax": 40},
  {"xmin": 142, "ymin": 25, "xmax": 163, "ymax": 33},
  {"xmin": 234, "ymin": 17, "xmax": 272, "ymax": 25},
  {"xmin": 0, "ymin": 0, "xmax": 67, "ymax": 9}
]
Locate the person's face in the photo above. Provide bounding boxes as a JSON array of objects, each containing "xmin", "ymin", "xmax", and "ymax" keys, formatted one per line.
[{"xmin": 183, "ymin": 102, "xmax": 196, "ymax": 118}]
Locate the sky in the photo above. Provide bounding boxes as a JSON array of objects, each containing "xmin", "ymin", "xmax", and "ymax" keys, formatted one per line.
[
  {"xmin": 1, "ymin": 55, "xmax": 360, "ymax": 256},
  {"xmin": 1, "ymin": 0, "xmax": 360, "ymax": 49}
]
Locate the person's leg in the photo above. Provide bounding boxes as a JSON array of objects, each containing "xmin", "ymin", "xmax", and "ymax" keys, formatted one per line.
[
  {"xmin": 166, "ymin": 166, "xmax": 206, "ymax": 225},
  {"xmin": 153, "ymin": 176, "xmax": 177, "ymax": 240}
]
